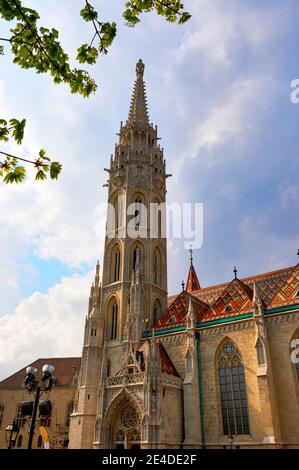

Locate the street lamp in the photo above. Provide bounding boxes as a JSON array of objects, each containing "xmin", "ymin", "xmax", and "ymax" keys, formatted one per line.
[
  {"xmin": 228, "ymin": 434, "xmax": 234, "ymax": 449},
  {"xmin": 24, "ymin": 364, "xmax": 55, "ymax": 449},
  {"xmin": 5, "ymin": 419, "xmax": 20, "ymax": 449}
]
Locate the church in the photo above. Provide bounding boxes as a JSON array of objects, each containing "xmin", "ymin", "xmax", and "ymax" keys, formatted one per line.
[
  {"xmin": 1, "ymin": 60, "xmax": 299, "ymax": 450},
  {"xmin": 67, "ymin": 60, "xmax": 299, "ymax": 449}
]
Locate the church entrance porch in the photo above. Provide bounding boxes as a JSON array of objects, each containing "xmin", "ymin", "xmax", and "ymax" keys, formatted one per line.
[{"xmin": 108, "ymin": 398, "xmax": 142, "ymax": 449}]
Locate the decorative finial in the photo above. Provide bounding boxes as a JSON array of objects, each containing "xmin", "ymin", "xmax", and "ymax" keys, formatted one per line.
[
  {"xmin": 189, "ymin": 245, "xmax": 193, "ymax": 266},
  {"xmin": 95, "ymin": 260, "xmax": 100, "ymax": 287},
  {"xmin": 181, "ymin": 280, "xmax": 185, "ymax": 291},
  {"xmin": 136, "ymin": 59, "xmax": 144, "ymax": 78},
  {"xmin": 233, "ymin": 266, "xmax": 237, "ymax": 279},
  {"xmin": 297, "ymin": 249, "xmax": 299, "ymax": 263}
]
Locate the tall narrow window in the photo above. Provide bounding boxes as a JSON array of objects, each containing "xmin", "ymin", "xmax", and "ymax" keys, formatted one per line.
[
  {"xmin": 218, "ymin": 341, "xmax": 249, "ymax": 435},
  {"xmin": 15, "ymin": 404, "xmax": 26, "ymax": 428},
  {"xmin": 291, "ymin": 333, "xmax": 299, "ymax": 382},
  {"xmin": 117, "ymin": 195, "xmax": 123, "ymax": 229},
  {"xmin": 0, "ymin": 403, "xmax": 4, "ymax": 427},
  {"xmin": 153, "ymin": 299, "xmax": 162, "ymax": 323},
  {"xmin": 134, "ymin": 197, "xmax": 142, "ymax": 227},
  {"xmin": 153, "ymin": 249, "xmax": 161, "ymax": 286},
  {"xmin": 113, "ymin": 248, "xmax": 121, "ymax": 282},
  {"xmin": 37, "ymin": 435, "xmax": 43, "ymax": 448},
  {"xmin": 154, "ymin": 252, "xmax": 158, "ymax": 285},
  {"xmin": 111, "ymin": 302, "xmax": 118, "ymax": 340},
  {"xmin": 66, "ymin": 401, "xmax": 74, "ymax": 427}
]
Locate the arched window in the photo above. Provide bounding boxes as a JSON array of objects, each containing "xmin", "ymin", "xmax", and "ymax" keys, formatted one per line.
[
  {"xmin": 113, "ymin": 248, "xmax": 121, "ymax": 282},
  {"xmin": 153, "ymin": 299, "xmax": 162, "ymax": 323},
  {"xmin": 153, "ymin": 248, "xmax": 161, "ymax": 286},
  {"xmin": 37, "ymin": 435, "xmax": 43, "ymax": 448},
  {"xmin": 66, "ymin": 400, "xmax": 74, "ymax": 427},
  {"xmin": 218, "ymin": 341, "xmax": 249, "ymax": 435},
  {"xmin": 17, "ymin": 434, "xmax": 23, "ymax": 448},
  {"xmin": 110, "ymin": 301, "xmax": 118, "ymax": 340},
  {"xmin": 0, "ymin": 403, "xmax": 4, "ymax": 427}
]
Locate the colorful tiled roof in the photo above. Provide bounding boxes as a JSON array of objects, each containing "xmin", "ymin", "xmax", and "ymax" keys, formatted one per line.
[
  {"xmin": 0, "ymin": 357, "xmax": 81, "ymax": 389},
  {"xmin": 157, "ymin": 264, "xmax": 299, "ymax": 330},
  {"xmin": 155, "ymin": 291, "xmax": 208, "ymax": 330},
  {"xmin": 269, "ymin": 264, "xmax": 299, "ymax": 308}
]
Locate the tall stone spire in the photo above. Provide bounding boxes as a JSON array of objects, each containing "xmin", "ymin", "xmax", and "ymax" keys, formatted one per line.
[{"xmin": 127, "ymin": 59, "xmax": 149, "ymax": 126}]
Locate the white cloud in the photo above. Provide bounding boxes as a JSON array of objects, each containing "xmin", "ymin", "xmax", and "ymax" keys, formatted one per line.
[
  {"xmin": 280, "ymin": 185, "xmax": 299, "ymax": 209},
  {"xmin": 176, "ymin": 0, "xmax": 288, "ymax": 66},
  {"xmin": 194, "ymin": 76, "xmax": 268, "ymax": 150},
  {"xmin": 0, "ymin": 271, "xmax": 93, "ymax": 380}
]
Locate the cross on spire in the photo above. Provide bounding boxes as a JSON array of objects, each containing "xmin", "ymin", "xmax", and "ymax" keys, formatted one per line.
[
  {"xmin": 297, "ymin": 248, "xmax": 299, "ymax": 263},
  {"xmin": 181, "ymin": 280, "xmax": 185, "ymax": 291},
  {"xmin": 233, "ymin": 266, "xmax": 238, "ymax": 279},
  {"xmin": 189, "ymin": 245, "xmax": 193, "ymax": 266}
]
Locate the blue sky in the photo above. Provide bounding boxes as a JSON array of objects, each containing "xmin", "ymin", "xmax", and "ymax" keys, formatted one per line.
[{"xmin": 0, "ymin": 0, "xmax": 299, "ymax": 379}]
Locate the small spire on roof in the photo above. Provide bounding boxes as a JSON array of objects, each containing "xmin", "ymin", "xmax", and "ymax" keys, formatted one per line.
[
  {"xmin": 233, "ymin": 266, "xmax": 238, "ymax": 279},
  {"xmin": 189, "ymin": 245, "xmax": 193, "ymax": 266},
  {"xmin": 95, "ymin": 260, "xmax": 100, "ymax": 288},
  {"xmin": 181, "ymin": 280, "xmax": 185, "ymax": 291},
  {"xmin": 185, "ymin": 249, "xmax": 201, "ymax": 292},
  {"xmin": 297, "ymin": 248, "xmax": 299, "ymax": 263}
]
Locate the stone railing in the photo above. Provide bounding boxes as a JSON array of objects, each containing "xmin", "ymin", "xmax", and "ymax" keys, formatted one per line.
[
  {"xmin": 161, "ymin": 373, "xmax": 182, "ymax": 388},
  {"xmin": 106, "ymin": 372, "xmax": 145, "ymax": 387}
]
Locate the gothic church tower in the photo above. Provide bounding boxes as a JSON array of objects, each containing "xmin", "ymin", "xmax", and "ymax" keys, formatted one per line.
[{"xmin": 69, "ymin": 60, "xmax": 170, "ymax": 448}]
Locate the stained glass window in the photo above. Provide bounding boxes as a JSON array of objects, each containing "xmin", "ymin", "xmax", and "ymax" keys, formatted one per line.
[{"xmin": 218, "ymin": 341, "xmax": 250, "ymax": 435}]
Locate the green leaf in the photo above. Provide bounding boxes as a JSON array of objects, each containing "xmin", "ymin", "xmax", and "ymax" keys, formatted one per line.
[
  {"xmin": 3, "ymin": 166, "xmax": 26, "ymax": 184},
  {"xmin": 9, "ymin": 118, "xmax": 26, "ymax": 144},
  {"xmin": 35, "ymin": 169, "xmax": 47, "ymax": 181},
  {"xmin": 179, "ymin": 12, "xmax": 192, "ymax": 24},
  {"xmin": 77, "ymin": 44, "xmax": 99, "ymax": 64},
  {"xmin": 50, "ymin": 161, "xmax": 62, "ymax": 179},
  {"xmin": 80, "ymin": 3, "xmax": 98, "ymax": 22}
]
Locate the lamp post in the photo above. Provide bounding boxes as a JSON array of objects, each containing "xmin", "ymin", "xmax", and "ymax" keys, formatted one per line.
[
  {"xmin": 5, "ymin": 419, "xmax": 20, "ymax": 449},
  {"xmin": 228, "ymin": 434, "xmax": 234, "ymax": 449},
  {"xmin": 24, "ymin": 364, "xmax": 55, "ymax": 449}
]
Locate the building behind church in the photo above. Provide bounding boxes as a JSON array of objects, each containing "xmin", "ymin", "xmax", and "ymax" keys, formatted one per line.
[{"xmin": 1, "ymin": 61, "xmax": 299, "ymax": 449}]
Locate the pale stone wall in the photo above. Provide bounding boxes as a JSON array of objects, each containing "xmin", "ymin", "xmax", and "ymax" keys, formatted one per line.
[
  {"xmin": 157, "ymin": 314, "xmax": 299, "ymax": 448},
  {"xmin": 267, "ymin": 314, "xmax": 299, "ymax": 448},
  {"xmin": 160, "ymin": 385, "xmax": 183, "ymax": 448}
]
